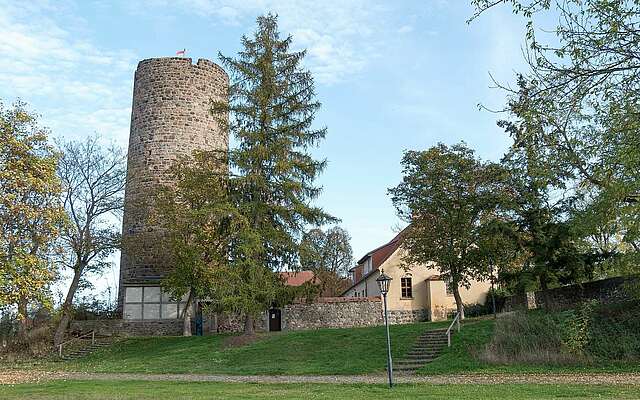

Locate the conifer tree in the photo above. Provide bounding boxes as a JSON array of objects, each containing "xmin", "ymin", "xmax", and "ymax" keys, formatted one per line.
[{"xmin": 212, "ymin": 14, "xmax": 333, "ymax": 334}]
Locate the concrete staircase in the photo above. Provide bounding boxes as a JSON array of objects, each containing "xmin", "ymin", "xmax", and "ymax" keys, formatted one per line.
[
  {"xmin": 59, "ymin": 335, "xmax": 114, "ymax": 361},
  {"xmin": 393, "ymin": 328, "xmax": 450, "ymax": 373}
]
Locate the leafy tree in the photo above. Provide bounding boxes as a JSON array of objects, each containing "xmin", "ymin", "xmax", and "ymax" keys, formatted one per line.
[
  {"xmin": 469, "ymin": 0, "xmax": 640, "ymax": 258},
  {"xmin": 389, "ymin": 143, "xmax": 508, "ymax": 319},
  {"xmin": 211, "ymin": 14, "xmax": 334, "ymax": 334},
  {"xmin": 300, "ymin": 226, "xmax": 353, "ymax": 296},
  {"xmin": 153, "ymin": 150, "xmax": 297, "ymax": 336},
  {"xmin": 487, "ymin": 135, "xmax": 612, "ymax": 292},
  {"xmin": 0, "ymin": 101, "xmax": 65, "ymax": 337},
  {"xmin": 151, "ymin": 151, "xmax": 238, "ymax": 336},
  {"xmin": 53, "ymin": 137, "xmax": 126, "ymax": 346}
]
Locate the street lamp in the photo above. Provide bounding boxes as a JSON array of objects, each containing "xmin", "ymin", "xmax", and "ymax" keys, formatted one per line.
[{"xmin": 376, "ymin": 269, "xmax": 393, "ymax": 388}]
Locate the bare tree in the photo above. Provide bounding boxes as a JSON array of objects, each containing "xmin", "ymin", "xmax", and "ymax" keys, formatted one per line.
[{"xmin": 53, "ymin": 137, "xmax": 126, "ymax": 346}]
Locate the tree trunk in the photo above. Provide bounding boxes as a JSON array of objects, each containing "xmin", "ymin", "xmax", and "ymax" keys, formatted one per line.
[
  {"xmin": 54, "ymin": 266, "xmax": 83, "ymax": 346},
  {"xmin": 182, "ymin": 289, "xmax": 193, "ymax": 337},
  {"xmin": 243, "ymin": 314, "xmax": 255, "ymax": 336},
  {"xmin": 17, "ymin": 297, "xmax": 28, "ymax": 341},
  {"xmin": 452, "ymin": 284, "xmax": 465, "ymax": 320}
]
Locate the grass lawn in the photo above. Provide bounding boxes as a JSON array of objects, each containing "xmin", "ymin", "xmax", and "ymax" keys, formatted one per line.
[
  {"xmin": 3, "ymin": 380, "xmax": 639, "ymax": 400},
  {"xmin": 418, "ymin": 318, "xmax": 640, "ymax": 375},
  {"xmin": 37, "ymin": 321, "xmax": 449, "ymax": 375},
  {"xmin": 6, "ymin": 316, "xmax": 638, "ymax": 376}
]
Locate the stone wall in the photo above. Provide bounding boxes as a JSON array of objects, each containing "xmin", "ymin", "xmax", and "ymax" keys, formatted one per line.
[
  {"xmin": 504, "ymin": 276, "xmax": 638, "ymax": 312},
  {"xmin": 282, "ymin": 297, "xmax": 383, "ymax": 330},
  {"xmin": 118, "ymin": 57, "xmax": 229, "ymax": 311},
  {"xmin": 69, "ymin": 319, "xmax": 183, "ymax": 337},
  {"xmin": 387, "ymin": 309, "xmax": 430, "ymax": 324}
]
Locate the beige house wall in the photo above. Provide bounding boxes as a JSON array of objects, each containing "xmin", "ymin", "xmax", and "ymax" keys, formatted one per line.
[
  {"xmin": 381, "ymin": 248, "xmax": 436, "ymax": 312},
  {"xmin": 426, "ymin": 279, "xmax": 491, "ymax": 321},
  {"xmin": 343, "ymin": 246, "xmax": 491, "ymax": 321}
]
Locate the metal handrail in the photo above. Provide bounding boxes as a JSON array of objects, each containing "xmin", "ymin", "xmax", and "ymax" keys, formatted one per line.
[
  {"xmin": 58, "ymin": 330, "xmax": 95, "ymax": 358},
  {"xmin": 445, "ymin": 312, "xmax": 461, "ymax": 347}
]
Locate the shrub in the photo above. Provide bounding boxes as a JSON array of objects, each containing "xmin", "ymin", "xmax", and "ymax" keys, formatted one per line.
[
  {"xmin": 72, "ymin": 294, "xmax": 117, "ymax": 320},
  {"xmin": 480, "ymin": 300, "xmax": 640, "ymax": 365},
  {"xmin": 562, "ymin": 300, "xmax": 596, "ymax": 355},
  {"xmin": 464, "ymin": 302, "xmax": 493, "ymax": 318},
  {"xmin": 479, "ymin": 310, "xmax": 588, "ymax": 365},
  {"xmin": 587, "ymin": 300, "xmax": 640, "ymax": 361}
]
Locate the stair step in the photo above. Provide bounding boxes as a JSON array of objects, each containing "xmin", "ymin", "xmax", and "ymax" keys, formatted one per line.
[
  {"xmin": 405, "ymin": 353, "xmax": 439, "ymax": 359},
  {"xmin": 398, "ymin": 358, "xmax": 437, "ymax": 364},
  {"xmin": 58, "ymin": 335, "xmax": 115, "ymax": 361},
  {"xmin": 393, "ymin": 364, "xmax": 423, "ymax": 371}
]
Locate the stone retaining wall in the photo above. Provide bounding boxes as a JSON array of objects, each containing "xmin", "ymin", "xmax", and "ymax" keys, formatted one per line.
[
  {"xmin": 387, "ymin": 309, "xmax": 430, "ymax": 324},
  {"xmin": 282, "ymin": 297, "xmax": 383, "ymax": 330},
  {"xmin": 72, "ymin": 296, "xmax": 441, "ymax": 336},
  {"xmin": 504, "ymin": 276, "xmax": 638, "ymax": 311},
  {"xmin": 69, "ymin": 319, "xmax": 182, "ymax": 336}
]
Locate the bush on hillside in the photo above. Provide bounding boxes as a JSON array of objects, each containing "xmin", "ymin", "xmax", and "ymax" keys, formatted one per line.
[
  {"xmin": 587, "ymin": 300, "xmax": 640, "ymax": 360},
  {"xmin": 480, "ymin": 300, "xmax": 640, "ymax": 365},
  {"xmin": 464, "ymin": 302, "xmax": 493, "ymax": 318},
  {"xmin": 480, "ymin": 310, "xmax": 586, "ymax": 365}
]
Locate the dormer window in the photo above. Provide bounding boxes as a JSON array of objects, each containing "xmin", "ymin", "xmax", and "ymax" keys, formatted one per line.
[{"xmin": 364, "ymin": 257, "xmax": 373, "ymax": 274}]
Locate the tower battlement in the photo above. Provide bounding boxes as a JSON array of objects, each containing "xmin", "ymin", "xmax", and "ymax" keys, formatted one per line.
[{"xmin": 137, "ymin": 57, "xmax": 228, "ymax": 77}]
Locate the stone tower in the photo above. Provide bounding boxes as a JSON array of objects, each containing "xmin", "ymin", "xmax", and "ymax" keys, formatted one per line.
[{"xmin": 117, "ymin": 58, "xmax": 228, "ymax": 318}]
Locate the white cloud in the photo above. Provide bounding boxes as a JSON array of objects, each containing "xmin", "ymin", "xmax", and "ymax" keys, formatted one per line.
[
  {"xmin": 0, "ymin": 0, "xmax": 136, "ymax": 146},
  {"xmin": 139, "ymin": 0, "xmax": 389, "ymax": 85}
]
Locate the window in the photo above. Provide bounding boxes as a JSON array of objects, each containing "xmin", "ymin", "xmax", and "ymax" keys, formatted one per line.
[
  {"xmin": 363, "ymin": 257, "xmax": 372, "ymax": 274},
  {"xmin": 123, "ymin": 286, "xmax": 189, "ymax": 320},
  {"xmin": 401, "ymin": 277, "xmax": 412, "ymax": 298}
]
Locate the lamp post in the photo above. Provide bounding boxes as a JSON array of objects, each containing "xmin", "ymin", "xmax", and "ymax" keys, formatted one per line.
[{"xmin": 376, "ymin": 270, "xmax": 393, "ymax": 388}]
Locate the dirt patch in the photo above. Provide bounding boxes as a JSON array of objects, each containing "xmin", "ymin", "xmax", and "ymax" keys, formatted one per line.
[
  {"xmin": 10, "ymin": 371, "xmax": 640, "ymax": 385},
  {"xmin": 0, "ymin": 370, "xmax": 60, "ymax": 385},
  {"xmin": 221, "ymin": 333, "xmax": 266, "ymax": 349}
]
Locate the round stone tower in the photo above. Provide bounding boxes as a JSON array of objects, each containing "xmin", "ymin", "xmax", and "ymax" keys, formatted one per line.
[{"xmin": 118, "ymin": 57, "xmax": 228, "ymax": 317}]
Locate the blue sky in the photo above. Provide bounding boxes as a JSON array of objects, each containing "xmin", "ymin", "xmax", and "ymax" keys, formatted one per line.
[{"xmin": 0, "ymin": 0, "xmax": 530, "ymax": 298}]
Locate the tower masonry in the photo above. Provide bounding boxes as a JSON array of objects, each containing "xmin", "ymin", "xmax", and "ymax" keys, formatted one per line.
[{"xmin": 118, "ymin": 57, "xmax": 228, "ymax": 320}]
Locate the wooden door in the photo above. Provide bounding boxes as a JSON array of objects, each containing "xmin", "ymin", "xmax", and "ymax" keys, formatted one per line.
[{"xmin": 269, "ymin": 308, "xmax": 281, "ymax": 332}]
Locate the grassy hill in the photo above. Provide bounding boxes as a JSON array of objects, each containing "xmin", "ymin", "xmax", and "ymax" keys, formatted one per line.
[
  {"xmin": 54, "ymin": 321, "xmax": 449, "ymax": 375},
  {"xmin": 7, "ymin": 301, "xmax": 638, "ymax": 376},
  {"xmin": 417, "ymin": 300, "xmax": 640, "ymax": 375}
]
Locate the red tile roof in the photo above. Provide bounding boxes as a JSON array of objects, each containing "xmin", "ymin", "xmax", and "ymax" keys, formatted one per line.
[
  {"xmin": 342, "ymin": 228, "xmax": 407, "ymax": 294},
  {"xmin": 280, "ymin": 271, "xmax": 317, "ymax": 286}
]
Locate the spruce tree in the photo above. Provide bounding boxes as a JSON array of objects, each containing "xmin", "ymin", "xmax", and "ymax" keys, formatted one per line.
[{"xmin": 212, "ymin": 14, "xmax": 333, "ymax": 334}]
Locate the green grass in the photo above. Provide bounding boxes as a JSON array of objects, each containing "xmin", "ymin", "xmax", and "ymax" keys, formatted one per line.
[
  {"xmin": 43, "ymin": 321, "xmax": 449, "ymax": 375},
  {"xmin": 3, "ymin": 380, "xmax": 639, "ymax": 400},
  {"xmin": 416, "ymin": 319, "xmax": 494, "ymax": 375},
  {"xmin": 417, "ymin": 314, "xmax": 640, "ymax": 375},
  {"xmin": 6, "ymin": 307, "xmax": 638, "ymax": 377}
]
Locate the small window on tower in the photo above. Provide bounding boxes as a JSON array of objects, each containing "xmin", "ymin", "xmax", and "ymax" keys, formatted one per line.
[{"xmin": 401, "ymin": 277, "xmax": 412, "ymax": 298}]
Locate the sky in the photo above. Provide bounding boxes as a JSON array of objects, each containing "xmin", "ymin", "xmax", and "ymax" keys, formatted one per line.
[{"xmin": 0, "ymin": 0, "xmax": 531, "ymax": 301}]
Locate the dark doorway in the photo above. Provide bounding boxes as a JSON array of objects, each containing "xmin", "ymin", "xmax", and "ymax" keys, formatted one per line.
[
  {"xmin": 194, "ymin": 302, "xmax": 203, "ymax": 336},
  {"xmin": 269, "ymin": 308, "xmax": 282, "ymax": 332}
]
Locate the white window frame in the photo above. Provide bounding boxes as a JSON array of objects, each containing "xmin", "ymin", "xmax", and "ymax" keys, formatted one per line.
[{"xmin": 123, "ymin": 286, "xmax": 188, "ymax": 320}]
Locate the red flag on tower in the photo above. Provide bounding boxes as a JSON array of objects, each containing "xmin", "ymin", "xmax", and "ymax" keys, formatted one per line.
[{"xmin": 176, "ymin": 49, "xmax": 186, "ymax": 57}]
